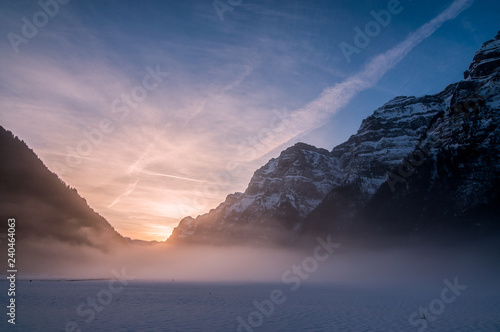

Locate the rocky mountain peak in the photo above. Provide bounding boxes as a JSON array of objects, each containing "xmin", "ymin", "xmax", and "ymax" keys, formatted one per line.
[
  {"xmin": 283, "ymin": 142, "xmax": 332, "ymax": 155},
  {"xmin": 377, "ymin": 96, "xmax": 417, "ymax": 109},
  {"xmin": 465, "ymin": 30, "xmax": 500, "ymax": 80}
]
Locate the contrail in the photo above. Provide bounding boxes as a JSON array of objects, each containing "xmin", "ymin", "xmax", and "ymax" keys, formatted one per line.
[
  {"xmin": 108, "ymin": 134, "xmax": 210, "ymax": 208},
  {"xmin": 107, "ymin": 170, "xmax": 208, "ymax": 208},
  {"xmin": 138, "ymin": 169, "xmax": 209, "ymax": 183},
  {"xmin": 108, "ymin": 179, "xmax": 139, "ymax": 208},
  {"xmin": 183, "ymin": 64, "xmax": 255, "ymax": 127},
  {"xmin": 250, "ymin": 0, "xmax": 474, "ymax": 161}
]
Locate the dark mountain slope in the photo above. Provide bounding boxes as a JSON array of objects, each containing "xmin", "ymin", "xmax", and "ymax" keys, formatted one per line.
[{"xmin": 0, "ymin": 126, "xmax": 126, "ymax": 249}]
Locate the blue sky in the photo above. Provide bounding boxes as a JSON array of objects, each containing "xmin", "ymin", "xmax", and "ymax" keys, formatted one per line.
[{"xmin": 0, "ymin": 0, "xmax": 499, "ymax": 240}]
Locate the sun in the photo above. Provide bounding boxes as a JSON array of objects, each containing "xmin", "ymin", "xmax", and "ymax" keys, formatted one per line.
[{"xmin": 142, "ymin": 225, "xmax": 175, "ymax": 242}]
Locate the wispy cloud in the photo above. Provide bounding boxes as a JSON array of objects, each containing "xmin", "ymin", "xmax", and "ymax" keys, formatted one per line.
[{"xmin": 182, "ymin": 63, "xmax": 256, "ymax": 127}]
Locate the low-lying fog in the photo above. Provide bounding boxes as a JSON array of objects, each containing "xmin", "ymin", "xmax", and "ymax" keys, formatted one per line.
[{"xmin": 8, "ymin": 236, "xmax": 500, "ymax": 293}]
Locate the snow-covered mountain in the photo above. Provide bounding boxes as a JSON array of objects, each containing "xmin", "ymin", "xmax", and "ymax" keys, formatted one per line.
[
  {"xmin": 169, "ymin": 31, "xmax": 500, "ymax": 245},
  {"xmin": 170, "ymin": 143, "xmax": 342, "ymax": 244}
]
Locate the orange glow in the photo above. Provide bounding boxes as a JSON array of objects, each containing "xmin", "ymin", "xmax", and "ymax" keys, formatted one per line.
[{"xmin": 119, "ymin": 224, "xmax": 175, "ymax": 242}]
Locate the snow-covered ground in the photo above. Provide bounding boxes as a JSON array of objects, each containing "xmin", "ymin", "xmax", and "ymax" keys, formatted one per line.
[{"xmin": 1, "ymin": 280, "xmax": 499, "ymax": 331}]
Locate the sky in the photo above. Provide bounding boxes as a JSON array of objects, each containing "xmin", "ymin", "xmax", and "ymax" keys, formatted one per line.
[{"xmin": 0, "ymin": 0, "xmax": 499, "ymax": 241}]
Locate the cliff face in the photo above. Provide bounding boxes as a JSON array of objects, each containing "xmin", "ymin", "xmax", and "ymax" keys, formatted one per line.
[
  {"xmin": 169, "ymin": 31, "xmax": 500, "ymax": 245},
  {"xmin": 465, "ymin": 31, "xmax": 500, "ymax": 80}
]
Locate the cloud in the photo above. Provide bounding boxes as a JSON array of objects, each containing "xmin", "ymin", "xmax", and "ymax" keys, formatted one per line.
[{"xmin": 181, "ymin": 63, "xmax": 256, "ymax": 127}]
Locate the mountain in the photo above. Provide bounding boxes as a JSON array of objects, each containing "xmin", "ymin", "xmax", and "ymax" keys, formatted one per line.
[
  {"xmin": 169, "ymin": 31, "xmax": 500, "ymax": 245},
  {"xmin": 0, "ymin": 126, "xmax": 126, "ymax": 250},
  {"xmin": 170, "ymin": 143, "xmax": 342, "ymax": 244}
]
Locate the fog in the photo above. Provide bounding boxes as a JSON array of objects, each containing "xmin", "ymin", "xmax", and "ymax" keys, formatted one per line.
[{"xmin": 7, "ymin": 235, "xmax": 500, "ymax": 294}]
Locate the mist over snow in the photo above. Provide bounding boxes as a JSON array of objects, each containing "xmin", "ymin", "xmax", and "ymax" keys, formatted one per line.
[{"xmin": 9, "ymin": 234, "xmax": 500, "ymax": 294}]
